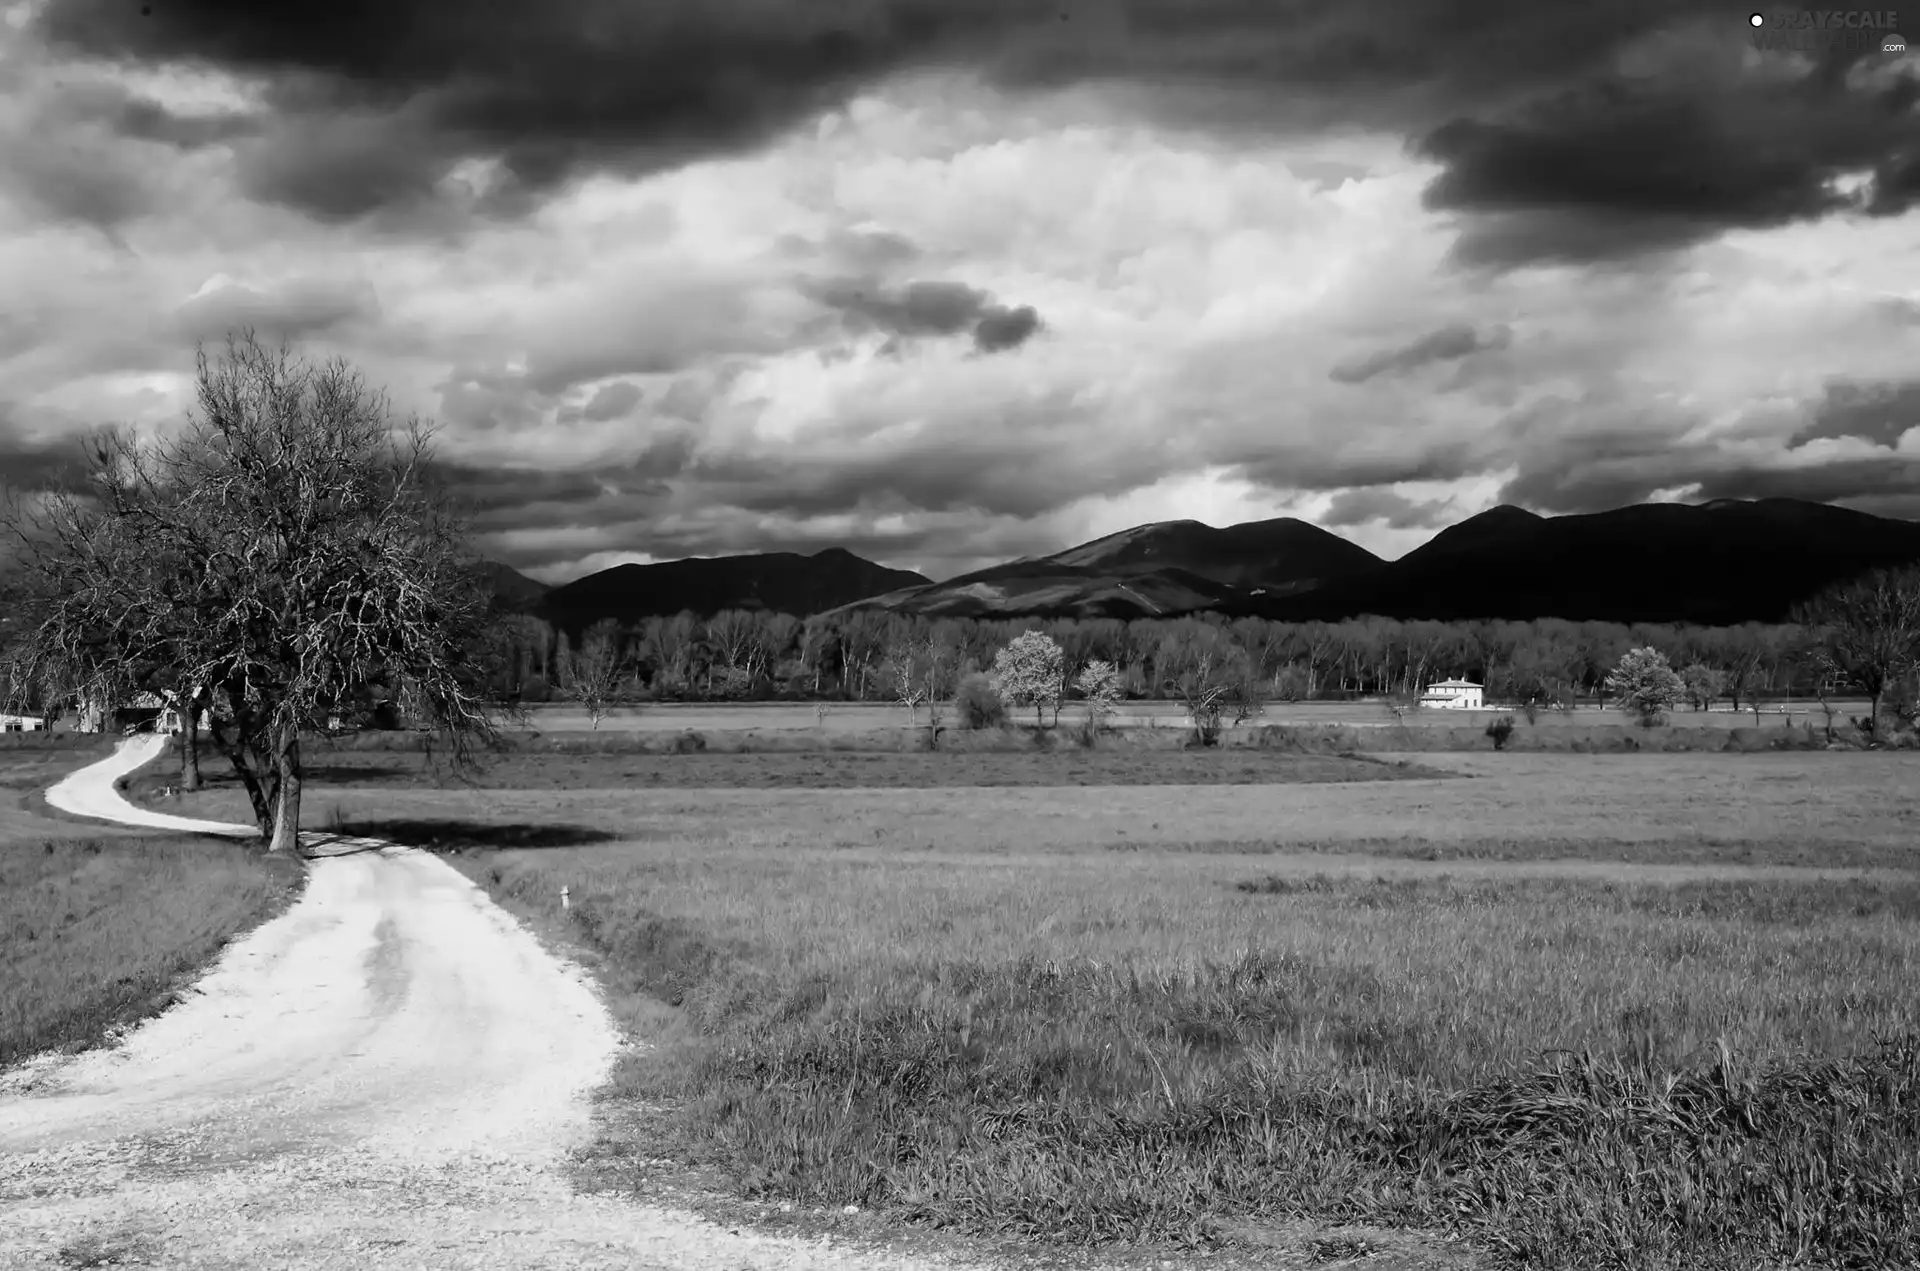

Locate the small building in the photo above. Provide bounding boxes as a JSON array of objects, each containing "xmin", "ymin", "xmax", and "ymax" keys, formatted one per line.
[
  {"xmin": 1419, "ymin": 677, "xmax": 1485, "ymax": 711},
  {"xmin": 0, "ymin": 713, "xmax": 46, "ymax": 732},
  {"xmin": 72, "ymin": 690, "xmax": 201, "ymax": 734},
  {"xmin": 118, "ymin": 691, "xmax": 170, "ymax": 733}
]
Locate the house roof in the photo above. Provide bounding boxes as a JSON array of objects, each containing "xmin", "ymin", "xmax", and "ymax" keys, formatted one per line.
[
  {"xmin": 126, "ymin": 691, "xmax": 168, "ymax": 708},
  {"xmin": 1427, "ymin": 679, "xmax": 1482, "ymax": 688}
]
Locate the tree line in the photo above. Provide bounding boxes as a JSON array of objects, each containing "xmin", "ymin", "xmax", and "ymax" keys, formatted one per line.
[{"xmin": 493, "ymin": 590, "xmax": 1920, "ymax": 724}]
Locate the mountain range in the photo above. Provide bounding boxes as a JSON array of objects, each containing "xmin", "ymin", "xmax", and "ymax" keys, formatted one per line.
[{"xmin": 487, "ymin": 498, "xmax": 1920, "ymax": 629}]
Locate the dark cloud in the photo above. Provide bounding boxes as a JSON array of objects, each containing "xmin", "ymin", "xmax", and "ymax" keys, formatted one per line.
[
  {"xmin": 1494, "ymin": 420, "xmax": 1720, "ymax": 513},
  {"xmin": 174, "ymin": 278, "xmax": 379, "ymax": 346},
  {"xmin": 1489, "ymin": 385, "xmax": 1920, "ymax": 514},
  {"xmin": 436, "ymin": 368, "xmax": 554, "ymax": 434},
  {"xmin": 0, "ymin": 414, "xmax": 92, "ymax": 495},
  {"xmin": 579, "ymin": 381, "xmax": 643, "ymax": 422},
  {"xmin": 1321, "ymin": 487, "xmax": 1456, "ymax": 529},
  {"xmin": 1, "ymin": 128, "xmax": 153, "ymax": 236},
  {"xmin": 1329, "ymin": 322, "xmax": 1509, "ymax": 384},
  {"xmin": 0, "ymin": 78, "xmax": 247, "ymax": 235},
  {"xmin": 99, "ymin": 95, "xmax": 258, "ymax": 150},
  {"xmin": 1691, "ymin": 458, "xmax": 1920, "ymax": 505},
  {"xmin": 809, "ymin": 278, "xmax": 1044, "ymax": 354},
  {"xmin": 1234, "ymin": 443, "xmax": 1481, "ymax": 495},
  {"xmin": 35, "ymin": 0, "xmax": 1832, "ymax": 254},
  {"xmin": 1418, "ymin": 30, "xmax": 1920, "ymax": 266},
  {"xmin": 972, "ymin": 304, "xmax": 1042, "ymax": 353},
  {"xmin": 1786, "ymin": 379, "xmax": 1920, "ymax": 449},
  {"xmin": 430, "ymin": 438, "xmax": 694, "ymax": 527}
]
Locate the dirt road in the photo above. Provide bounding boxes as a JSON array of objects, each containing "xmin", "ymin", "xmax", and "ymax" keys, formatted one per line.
[{"xmin": 0, "ymin": 737, "xmax": 982, "ymax": 1270}]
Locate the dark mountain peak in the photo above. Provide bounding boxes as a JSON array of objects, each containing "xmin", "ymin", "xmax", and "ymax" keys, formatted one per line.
[
  {"xmin": 540, "ymin": 548, "xmax": 928, "ymax": 628},
  {"xmin": 1399, "ymin": 503, "xmax": 1542, "ymax": 563},
  {"xmin": 476, "ymin": 559, "xmax": 550, "ymax": 611},
  {"xmin": 1269, "ymin": 497, "xmax": 1920, "ymax": 625},
  {"xmin": 1462, "ymin": 504, "xmax": 1543, "ymax": 524}
]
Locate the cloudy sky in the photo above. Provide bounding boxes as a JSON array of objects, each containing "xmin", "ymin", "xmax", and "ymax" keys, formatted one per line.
[{"xmin": 2, "ymin": 1, "xmax": 1918, "ymax": 584}]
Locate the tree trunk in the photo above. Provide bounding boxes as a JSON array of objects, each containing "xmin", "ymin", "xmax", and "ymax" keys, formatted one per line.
[
  {"xmin": 267, "ymin": 734, "xmax": 303, "ymax": 854},
  {"xmin": 206, "ymin": 709, "xmax": 273, "ymax": 837},
  {"xmin": 178, "ymin": 719, "xmax": 202, "ymax": 792}
]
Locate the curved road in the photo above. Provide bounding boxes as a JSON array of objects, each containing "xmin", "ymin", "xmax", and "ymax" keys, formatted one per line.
[{"xmin": 0, "ymin": 737, "xmax": 980, "ymax": 1270}]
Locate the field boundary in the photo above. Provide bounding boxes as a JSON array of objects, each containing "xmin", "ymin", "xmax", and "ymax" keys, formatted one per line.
[{"xmin": 309, "ymin": 717, "xmax": 1877, "ymax": 755}]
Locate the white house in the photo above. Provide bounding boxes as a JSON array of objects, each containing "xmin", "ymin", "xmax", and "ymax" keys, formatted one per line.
[
  {"xmin": 0, "ymin": 713, "xmax": 46, "ymax": 732},
  {"xmin": 1419, "ymin": 677, "xmax": 1485, "ymax": 711}
]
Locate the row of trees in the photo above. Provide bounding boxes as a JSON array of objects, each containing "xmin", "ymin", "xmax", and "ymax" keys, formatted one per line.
[{"xmin": 479, "ymin": 599, "xmax": 1916, "ymax": 722}]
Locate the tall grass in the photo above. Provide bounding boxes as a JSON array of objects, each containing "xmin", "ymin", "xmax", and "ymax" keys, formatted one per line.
[
  {"xmin": 467, "ymin": 845, "xmax": 1920, "ymax": 1268},
  {"xmin": 0, "ymin": 834, "xmax": 302, "ymax": 1068}
]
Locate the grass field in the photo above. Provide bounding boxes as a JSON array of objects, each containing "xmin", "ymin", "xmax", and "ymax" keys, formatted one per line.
[
  {"xmin": 134, "ymin": 743, "xmax": 1920, "ymax": 1267},
  {"xmin": 0, "ymin": 739, "xmax": 303, "ymax": 1073}
]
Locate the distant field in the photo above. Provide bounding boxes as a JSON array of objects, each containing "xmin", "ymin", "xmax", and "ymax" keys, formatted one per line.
[
  {"xmin": 519, "ymin": 699, "xmax": 1867, "ymax": 733},
  {"xmin": 0, "ymin": 739, "xmax": 302, "ymax": 1071}
]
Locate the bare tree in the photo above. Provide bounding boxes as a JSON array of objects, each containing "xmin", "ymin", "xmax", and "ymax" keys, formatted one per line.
[
  {"xmin": 1166, "ymin": 646, "xmax": 1263, "ymax": 745},
  {"xmin": 562, "ymin": 618, "xmax": 630, "ymax": 729},
  {"xmin": 0, "ymin": 333, "xmax": 510, "ymax": 852},
  {"xmin": 884, "ymin": 633, "xmax": 955, "ymax": 734},
  {"xmin": 885, "ymin": 640, "xmax": 932, "ymax": 727},
  {"xmin": 1794, "ymin": 565, "xmax": 1920, "ymax": 736}
]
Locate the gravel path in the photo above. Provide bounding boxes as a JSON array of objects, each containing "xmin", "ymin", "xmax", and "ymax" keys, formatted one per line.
[{"xmin": 0, "ymin": 737, "xmax": 985, "ymax": 1270}]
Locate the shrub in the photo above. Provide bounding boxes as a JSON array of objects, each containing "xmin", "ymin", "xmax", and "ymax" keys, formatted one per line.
[
  {"xmin": 667, "ymin": 729, "xmax": 708, "ymax": 754},
  {"xmin": 1486, "ymin": 713, "xmax": 1517, "ymax": 750},
  {"xmin": 954, "ymin": 673, "xmax": 1007, "ymax": 730}
]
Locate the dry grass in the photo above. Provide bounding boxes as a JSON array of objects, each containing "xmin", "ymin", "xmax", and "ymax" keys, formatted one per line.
[
  {"xmin": 0, "ymin": 740, "xmax": 303, "ymax": 1071},
  {"xmin": 457, "ymin": 829, "xmax": 1920, "ymax": 1268}
]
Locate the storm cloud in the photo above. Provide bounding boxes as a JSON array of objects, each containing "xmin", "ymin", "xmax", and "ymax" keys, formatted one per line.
[
  {"xmin": 1786, "ymin": 379, "xmax": 1920, "ymax": 449},
  {"xmin": 1321, "ymin": 487, "xmax": 1457, "ymax": 530},
  {"xmin": 32, "ymin": 0, "xmax": 1912, "ymax": 266},
  {"xmin": 810, "ymin": 278, "xmax": 1044, "ymax": 354},
  {"xmin": 1329, "ymin": 322, "xmax": 1509, "ymax": 384}
]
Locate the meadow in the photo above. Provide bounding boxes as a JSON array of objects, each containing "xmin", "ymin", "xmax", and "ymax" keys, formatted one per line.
[
  {"xmin": 134, "ymin": 737, "xmax": 1920, "ymax": 1269},
  {"xmin": 0, "ymin": 738, "xmax": 303, "ymax": 1072}
]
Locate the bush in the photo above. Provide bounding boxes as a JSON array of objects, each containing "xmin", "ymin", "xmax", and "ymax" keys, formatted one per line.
[
  {"xmin": 954, "ymin": 672, "xmax": 1007, "ymax": 730},
  {"xmin": 667, "ymin": 729, "xmax": 708, "ymax": 754},
  {"xmin": 1486, "ymin": 713, "xmax": 1516, "ymax": 750}
]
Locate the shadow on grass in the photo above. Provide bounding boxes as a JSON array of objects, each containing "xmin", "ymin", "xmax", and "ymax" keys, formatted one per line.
[{"xmin": 340, "ymin": 818, "xmax": 622, "ymax": 852}]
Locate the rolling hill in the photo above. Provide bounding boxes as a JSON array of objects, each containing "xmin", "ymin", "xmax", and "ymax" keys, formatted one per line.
[
  {"xmin": 495, "ymin": 498, "xmax": 1920, "ymax": 630},
  {"xmin": 537, "ymin": 547, "xmax": 929, "ymax": 630},
  {"xmin": 1237, "ymin": 498, "xmax": 1920, "ymax": 625},
  {"xmin": 829, "ymin": 517, "xmax": 1384, "ymax": 619}
]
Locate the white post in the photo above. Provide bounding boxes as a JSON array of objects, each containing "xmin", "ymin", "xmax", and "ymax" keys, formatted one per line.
[{"xmin": 561, "ymin": 886, "xmax": 571, "ymax": 912}]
